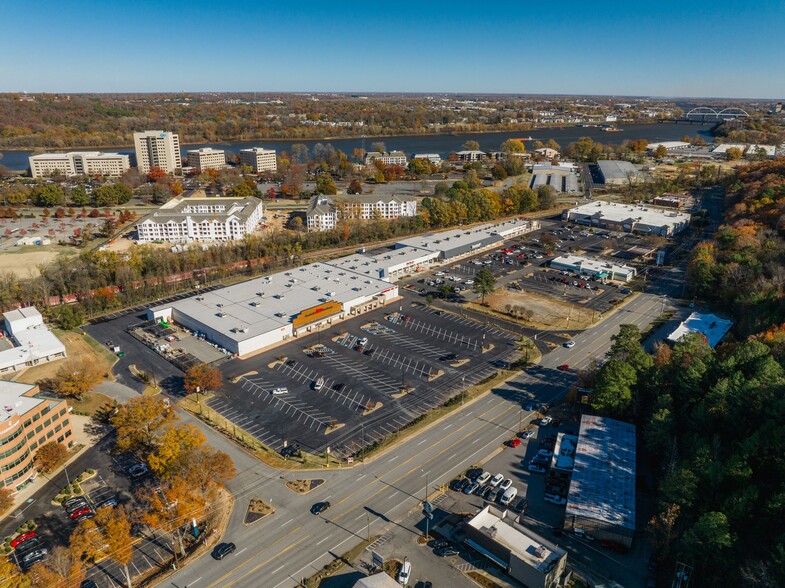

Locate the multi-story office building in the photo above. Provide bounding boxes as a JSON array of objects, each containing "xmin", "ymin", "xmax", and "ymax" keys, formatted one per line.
[
  {"xmin": 29, "ymin": 152, "xmax": 130, "ymax": 179},
  {"xmin": 133, "ymin": 130, "xmax": 182, "ymax": 174},
  {"xmin": 240, "ymin": 147, "xmax": 278, "ymax": 173},
  {"xmin": 363, "ymin": 151, "xmax": 408, "ymax": 167},
  {"xmin": 306, "ymin": 194, "xmax": 417, "ymax": 231},
  {"xmin": 0, "ymin": 307, "xmax": 67, "ymax": 374},
  {"xmin": 187, "ymin": 148, "xmax": 227, "ymax": 172},
  {"xmin": 0, "ymin": 380, "xmax": 74, "ymax": 491},
  {"xmin": 136, "ymin": 196, "xmax": 264, "ymax": 243}
]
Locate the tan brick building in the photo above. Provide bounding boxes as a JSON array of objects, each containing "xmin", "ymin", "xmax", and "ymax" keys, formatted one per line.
[{"xmin": 0, "ymin": 381, "xmax": 73, "ymax": 491}]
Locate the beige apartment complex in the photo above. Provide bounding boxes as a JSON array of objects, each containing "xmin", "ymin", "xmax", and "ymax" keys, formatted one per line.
[
  {"xmin": 240, "ymin": 147, "xmax": 277, "ymax": 173},
  {"xmin": 29, "ymin": 152, "xmax": 130, "ymax": 179},
  {"xmin": 0, "ymin": 381, "xmax": 73, "ymax": 491},
  {"xmin": 187, "ymin": 147, "xmax": 227, "ymax": 172},
  {"xmin": 133, "ymin": 130, "xmax": 182, "ymax": 174}
]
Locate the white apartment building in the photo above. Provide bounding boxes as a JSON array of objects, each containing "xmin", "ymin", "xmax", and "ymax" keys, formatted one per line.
[
  {"xmin": 240, "ymin": 147, "xmax": 278, "ymax": 173},
  {"xmin": 363, "ymin": 151, "xmax": 408, "ymax": 167},
  {"xmin": 133, "ymin": 130, "xmax": 182, "ymax": 174},
  {"xmin": 29, "ymin": 152, "xmax": 130, "ymax": 178},
  {"xmin": 187, "ymin": 148, "xmax": 227, "ymax": 172},
  {"xmin": 306, "ymin": 194, "xmax": 417, "ymax": 231},
  {"xmin": 136, "ymin": 197, "xmax": 264, "ymax": 243}
]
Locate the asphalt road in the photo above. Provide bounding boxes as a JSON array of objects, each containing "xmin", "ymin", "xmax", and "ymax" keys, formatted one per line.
[{"xmin": 163, "ymin": 292, "xmax": 671, "ymax": 588}]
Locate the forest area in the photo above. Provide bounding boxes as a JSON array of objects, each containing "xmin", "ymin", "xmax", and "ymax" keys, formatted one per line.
[{"xmin": 587, "ymin": 158, "xmax": 785, "ymax": 587}]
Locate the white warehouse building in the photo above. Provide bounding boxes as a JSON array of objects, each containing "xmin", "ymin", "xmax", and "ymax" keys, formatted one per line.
[
  {"xmin": 148, "ymin": 262, "xmax": 399, "ymax": 357},
  {"xmin": 563, "ymin": 201, "xmax": 690, "ymax": 236},
  {"xmin": 549, "ymin": 254, "xmax": 636, "ymax": 282}
]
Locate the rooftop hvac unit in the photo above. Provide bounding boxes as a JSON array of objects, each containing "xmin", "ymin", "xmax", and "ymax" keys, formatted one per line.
[
  {"xmin": 257, "ymin": 292, "xmax": 264, "ymax": 297},
  {"xmin": 217, "ymin": 312, "xmax": 226, "ymax": 318},
  {"xmin": 352, "ymin": 287, "xmax": 361, "ymax": 291},
  {"xmin": 311, "ymin": 286, "xmax": 320, "ymax": 291},
  {"xmin": 326, "ymin": 291, "xmax": 335, "ymax": 296},
  {"xmin": 250, "ymin": 301, "xmax": 259, "ymax": 307},
  {"xmin": 274, "ymin": 294, "xmax": 284, "ymax": 299}
]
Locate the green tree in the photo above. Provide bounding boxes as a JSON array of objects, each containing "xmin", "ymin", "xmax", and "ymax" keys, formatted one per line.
[
  {"xmin": 725, "ymin": 146, "xmax": 743, "ymax": 161},
  {"xmin": 592, "ymin": 358, "xmax": 637, "ymax": 417},
  {"xmin": 536, "ymin": 184, "xmax": 557, "ymax": 210},
  {"xmin": 491, "ymin": 164, "xmax": 508, "ymax": 181},
  {"xmin": 683, "ymin": 511, "xmax": 735, "ymax": 575},
  {"xmin": 654, "ymin": 144, "xmax": 668, "ymax": 159},
  {"xmin": 68, "ymin": 186, "xmax": 90, "ymax": 206},
  {"xmin": 473, "ymin": 267, "xmax": 496, "ymax": 305},
  {"xmin": 408, "ymin": 158, "xmax": 432, "ymax": 179},
  {"xmin": 462, "ymin": 140, "xmax": 480, "ymax": 151},
  {"xmin": 50, "ymin": 305, "xmax": 86, "ymax": 330},
  {"xmin": 315, "ymin": 174, "xmax": 338, "ymax": 195},
  {"xmin": 94, "ymin": 183, "xmax": 131, "ymax": 206},
  {"xmin": 31, "ymin": 184, "xmax": 64, "ymax": 207}
]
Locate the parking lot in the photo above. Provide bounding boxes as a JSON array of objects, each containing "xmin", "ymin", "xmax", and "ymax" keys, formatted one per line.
[{"xmin": 213, "ymin": 293, "xmax": 518, "ymax": 459}]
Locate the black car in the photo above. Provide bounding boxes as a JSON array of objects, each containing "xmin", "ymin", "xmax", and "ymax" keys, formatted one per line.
[
  {"xmin": 513, "ymin": 498, "xmax": 528, "ymax": 514},
  {"xmin": 551, "ymin": 527, "xmax": 564, "ymax": 537},
  {"xmin": 439, "ymin": 353, "xmax": 458, "ymax": 362},
  {"xmin": 363, "ymin": 348, "xmax": 374, "ymax": 356},
  {"xmin": 434, "ymin": 546, "xmax": 460, "ymax": 557},
  {"xmin": 332, "ymin": 383, "xmax": 345, "ymax": 392},
  {"xmin": 428, "ymin": 539, "xmax": 451, "ymax": 549},
  {"xmin": 97, "ymin": 496, "xmax": 118, "ymax": 509},
  {"xmin": 21, "ymin": 548, "xmax": 48, "ymax": 569},
  {"xmin": 311, "ymin": 501, "xmax": 331, "ymax": 515},
  {"xmin": 213, "ymin": 542, "xmax": 236, "ymax": 560},
  {"xmin": 63, "ymin": 497, "xmax": 88, "ymax": 512},
  {"xmin": 15, "ymin": 537, "xmax": 42, "ymax": 555},
  {"xmin": 285, "ymin": 360, "xmax": 297, "ymax": 367}
]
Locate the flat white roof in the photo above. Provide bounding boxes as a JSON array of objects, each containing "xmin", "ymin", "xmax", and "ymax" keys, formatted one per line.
[
  {"xmin": 4, "ymin": 307, "xmax": 42, "ymax": 325},
  {"xmin": 396, "ymin": 219, "xmax": 531, "ymax": 254},
  {"xmin": 151, "ymin": 261, "xmax": 395, "ymax": 343},
  {"xmin": 0, "ymin": 381, "xmax": 41, "ymax": 424},
  {"xmin": 551, "ymin": 254, "xmax": 635, "ymax": 277},
  {"xmin": 468, "ymin": 506, "xmax": 565, "ymax": 573},
  {"xmin": 666, "ymin": 311, "xmax": 732, "ymax": 348},
  {"xmin": 187, "ymin": 147, "xmax": 224, "ymax": 154},
  {"xmin": 329, "ymin": 247, "xmax": 438, "ymax": 278},
  {"xmin": 566, "ymin": 201, "xmax": 690, "ymax": 230},
  {"xmin": 712, "ymin": 143, "xmax": 776, "ymax": 156},
  {"xmin": 646, "ymin": 141, "xmax": 691, "ymax": 151},
  {"xmin": 596, "ymin": 160, "xmax": 643, "ymax": 181},
  {"xmin": 567, "ymin": 415, "xmax": 636, "ymax": 531}
]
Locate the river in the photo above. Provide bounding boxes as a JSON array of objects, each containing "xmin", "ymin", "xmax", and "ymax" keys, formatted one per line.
[{"xmin": 0, "ymin": 121, "xmax": 713, "ymax": 172}]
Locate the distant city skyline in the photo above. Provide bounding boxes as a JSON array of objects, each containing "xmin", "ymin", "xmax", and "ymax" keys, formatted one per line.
[{"xmin": 1, "ymin": 1, "xmax": 784, "ymax": 98}]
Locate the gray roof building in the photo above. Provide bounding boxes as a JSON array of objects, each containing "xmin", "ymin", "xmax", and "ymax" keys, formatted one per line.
[
  {"xmin": 596, "ymin": 160, "xmax": 645, "ymax": 185},
  {"xmin": 565, "ymin": 415, "xmax": 636, "ymax": 547}
]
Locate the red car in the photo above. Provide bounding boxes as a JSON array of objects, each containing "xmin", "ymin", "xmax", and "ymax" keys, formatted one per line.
[
  {"xmin": 557, "ymin": 364, "xmax": 569, "ymax": 371},
  {"xmin": 69, "ymin": 506, "xmax": 93, "ymax": 520},
  {"xmin": 508, "ymin": 438, "xmax": 522, "ymax": 448},
  {"xmin": 10, "ymin": 531, "xmax": 35, "ymax": 548}
]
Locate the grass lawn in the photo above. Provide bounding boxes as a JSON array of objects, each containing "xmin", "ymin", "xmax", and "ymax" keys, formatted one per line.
[
  {"xmin": 68, "ymin": 392, "xmax": 114, "ymax": 416},
  {"xmin": 13, "ymin": 328, "xmax": 117, "ymax": 386}
]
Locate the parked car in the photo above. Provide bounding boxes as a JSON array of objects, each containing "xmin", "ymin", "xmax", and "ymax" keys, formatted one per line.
[
  {"xmin": 564, "ymin": 340, "xmax": 575, "ymax": 348},
  {"xmin": 434, "ymin": 546, "xmax": 460, "ymax": 557},
  {"xmin": 333, "ymin": 383, "xmax": 345, "ymax": 392},
  {"xmin": 464, "ymin": 482, "xmax": 479, "ymax": 495},
  {"xmin": 508, "ymin": 438, "xmax": 521, "ymax": 448},
  {"xmin": 500, "ymin": 487, "xmax": 518, "ymax": 506},
  {"xmin": 21, "ymin": 548, "xmax": 48, "ymax": 569},
  {"xmin": 398, "ymin": 560, "xmax": 412, "ymax": 585},
  {"xmin": 499, "ymin": 478, "xmax": 513, "ymax": 491},
  {"xmin": 311, "ymin": 501, "xmax": 331, "ymax": 515},
  {"xmin": 557, "ymin": 364, "xmax": 569, "ymax": 371},
  {"xmin": 489, "ymin": 473, "xmax": 504, "ymax": 487},
  {"xmin": 271, "ymin": 387, "xmax": 289, "ymax": 395},
  {"xmin": 428, "ymin": 539, "xmax": 451, "ymax": 549},
  {"xmin": 528, "ymin": 464, "xmax": 546, "ymax": 474},
  {"xmin": 475, "ymin": 471, "xmax": 491, "ymax": 485},
  {"xmin": 439, "ymin": 353, "xmax": 458, "ymax": 362},
  {"xmin": 513, "ymin": 498, "xmax": 528, "ymax": 514},
  {"xmin": 537, "ymin": 449, "xmax": 554, "ymax": 458},
  {"xmin": 524, "ymin": 403, "xmax": 536, "ymax": 411},
  {"xmin": 573, "ymin": 528, "xmax": 595, "ymax": 541},
  {"xmin": 213, "ymin": 542, "xmax": 236, "ymax": 560},
  {"xmin": 63, "ymin": 497, "xmax": 88, "ymax": 512},
  {"xmin": 455, "ymin": 478, "xmax": 471, "ymax": 493},
  {"xmin": 518, "ymin": 430, "xmax": 535, "ymax": 439},
  {"xmin": 10, "ymin": 531, "xmax": 36, "ymax": 549},
  {"xmin": 540, "ymin": 417, "xmax": 553, "ymax": 426},
  {"xmin": 15, "ymin": 537, "xmax": 42, "ymax": 555},
  {"xmin": 486, "ymin": 487, "xmax": 500, "ymax": 502}
]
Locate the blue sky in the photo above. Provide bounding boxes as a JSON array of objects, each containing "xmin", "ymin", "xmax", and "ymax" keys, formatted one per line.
[{"xmin": 1, "ymin": 0, "xmax": 784, "ymax": 97}]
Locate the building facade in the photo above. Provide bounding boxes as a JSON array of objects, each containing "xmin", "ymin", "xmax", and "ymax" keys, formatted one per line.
[
  {"xmin": 306, "ymin": 195, "xmax": 418, "ymax": 232},
  {"xmin": 187, "ymin": 148, "xmax": 226, "ymax": 172},
  {"xmin": 29, "ymin": 152, "xmax": 130, "ymax": 179},
  {"xmin": 563, "ymin": 201, "xmax": 690, "ymax": 236},
  {"xmin": 0, "ymin": 381, "xmax": 73, "ymax": 491},
  {"xmin": 136, "ymin": 197, "xmax": 264, "ymax": 243},
  {"xmin": 0, "ymin": 307, "xmax": 67, "ymax": 374},
  {"xmin": 240, "ymin": 147, "xmax": 277, "ymax": 173},
  {"xmin": 363, "ymin": 151, "xmax": 407, "ymax": 167},
  {"xmin": 133, "ymin": 130, "xmax": 182, "ymax": 174}
]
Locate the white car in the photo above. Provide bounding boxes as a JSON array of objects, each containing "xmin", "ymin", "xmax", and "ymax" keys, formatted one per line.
[
  {"xmin": 564, "ymin": 340, "xmax": 575, "ymax": 349},
  {"xmin": 520, "ymin": 430, "xmax": 535, "ymax": 439},
  {"xmin": 397, "ymin": 561, "xmax": 412, "ymax": 586},
  {"xmin": 499, "ymin": 478, "xmax": 513, "ymax": 491},
  {"xmin": 476, "ymin": 471, "xmax": 491, "ymax": 485},
  {"xmin": 435, "ymin": 271, "xmax": 445, "ymax": 276},
  {"xmin": 357, "ymin": 337, "xmax": 369, "ymax": 346},
  {"xmin": 489, "ymin": 473, "xmax": 504, "ymax": 487},
  {"xmin": 270, "ymin": 387, "xmax": 288, "ymax": 395},
  {"xmin": 465, "ymin": 280, "xmax": 474, "ymax": 285},
  {"xmin": 540, "ymin": 417, "xmax": 553, "ymax": 426},
  {"xmin": 500, "ymin": 487, "xmax": 518, "ymax": 506}
]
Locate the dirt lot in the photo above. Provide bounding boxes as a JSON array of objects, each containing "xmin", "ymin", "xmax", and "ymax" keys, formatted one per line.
[
  {"xmin": 0, "ymin": 248, "xmax": 73, "ymax": 277},
  {"xmin": 12, "ymin": 329, "xmax": 118, "ymax": 384},
  {"xmin": 479, "ymin": 288, "xmax": 594, "ymax": 330}
]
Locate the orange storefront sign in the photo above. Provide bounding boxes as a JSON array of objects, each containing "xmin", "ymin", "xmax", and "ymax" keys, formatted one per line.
[{"xmin": 292, "ymin": 300, "xmax": 343, "ymax": 328}]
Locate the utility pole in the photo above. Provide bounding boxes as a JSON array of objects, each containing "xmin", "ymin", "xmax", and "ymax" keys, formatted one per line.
[{"xmin": 366, "ymin": 512, "xmax": 371, "ymax": 542}]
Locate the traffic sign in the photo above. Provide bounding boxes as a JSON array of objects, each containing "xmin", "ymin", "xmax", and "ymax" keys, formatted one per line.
[
  {"xmin": 371, "ymin": 551, "xmax": 384, "ymax": 569},
  {"xmin": 423, "ymin": 501, "xmax": 433, "ymax": 514},
  {"xmin": 347, "ymin": 457, "xmax": 354, "ymax": 464}
]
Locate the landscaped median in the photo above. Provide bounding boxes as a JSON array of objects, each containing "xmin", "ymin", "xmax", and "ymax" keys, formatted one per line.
[
  {"xmin": 178, "ymin": 394, "xmax": 343, "ymax": 470},
  {"xmin": 50, "ymin": 468, "xmax": 97, "ymax": 505}
]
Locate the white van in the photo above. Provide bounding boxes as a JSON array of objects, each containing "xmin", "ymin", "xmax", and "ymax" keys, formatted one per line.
[
  {"xmin": 500, "ymin": 487, "xmax": 518, "ymax": 506},
  {"xmin": 397, "ymin": 561, "xmax": 412, "ymax": 586},
  {"xmin": 271, "ymin": 387, "xmax": 288, "ymax": 395}
]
